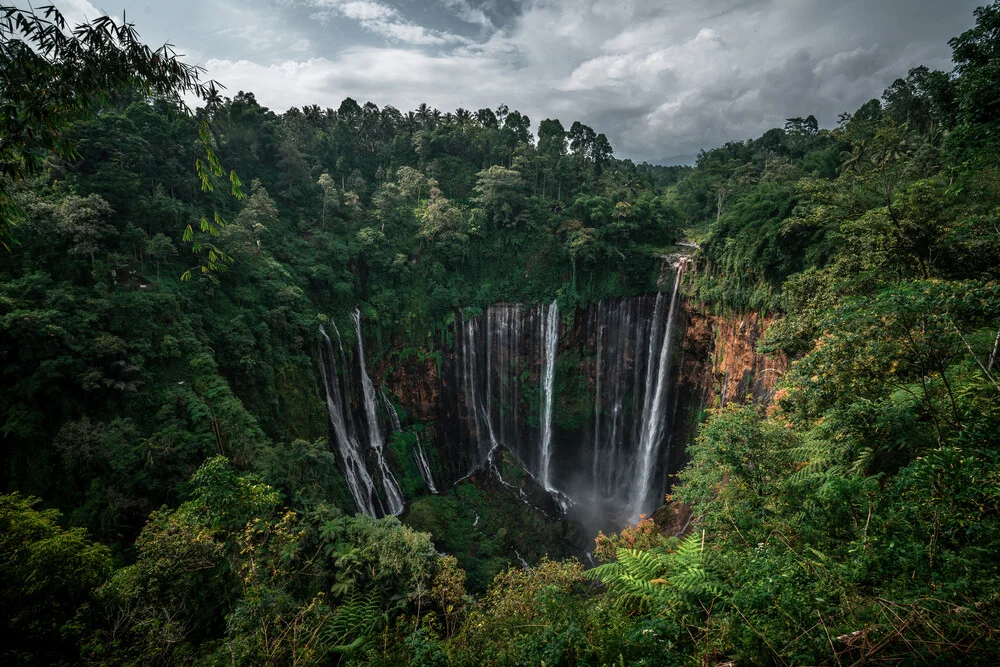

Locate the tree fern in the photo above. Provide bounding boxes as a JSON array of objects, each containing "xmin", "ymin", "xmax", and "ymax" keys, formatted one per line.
[
  {"xmin": 587, "ymin": 532, "xmax": 722, "ymax": 613},
  {"xmin": 666, "ymin": 532, "xmax": 724, "ymax": 603},
  {"xmin": 319, "ymin": 590, "xmax": 383, "ymax": 654},
  {"xmin": 617, "ymin": 547, "xmax": 670, "ymax": 582},
  {"xmin": 788, "ymin": 431, "xmax": 838, "ymax": 484},
  {"xmin": 788, "ymin": 420, "xmax": 870, "ymax": 484}
]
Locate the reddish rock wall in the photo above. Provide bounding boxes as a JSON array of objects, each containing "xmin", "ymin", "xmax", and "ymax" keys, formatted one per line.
[{"xmin": 665, "ymin": 303, "xmax": 788, "ymax": 474}]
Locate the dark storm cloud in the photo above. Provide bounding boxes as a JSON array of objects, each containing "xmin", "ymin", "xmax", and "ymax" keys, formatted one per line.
[{"xmin": 56, "ymin": 0, "xmax": 985, "ymax": 162}]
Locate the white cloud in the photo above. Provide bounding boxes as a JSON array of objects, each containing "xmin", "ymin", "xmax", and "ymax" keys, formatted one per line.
[
  {"xmin": 216, "ymin": 24, "xmax": 313, "ymax": 55},
  {"xmin": 204, "ymin": 46, "xmax": 513, "ymax": 112},
  {"xmin": 57, "ymin": 0, "xmax": 103, "ymax": 26},
  {"xmin": 439, "ymin": 0, "xmax": 494, "ymax": 30},
  {"xmin": 200, "ymin": 0, "xmax": 981, "ymax": 161},
  {"xmin": 297, "ymin": 0, "xmax": 468, "ymax": 46},
  {"xmin": 369, "ymin": 20, "xmax": 465, "ymax": 45},
  {"xmin": 338, "ymin": 1, "xmax": 394, "ymax": 22}
]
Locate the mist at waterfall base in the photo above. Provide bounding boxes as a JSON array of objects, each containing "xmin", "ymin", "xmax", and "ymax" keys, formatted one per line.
[{"xmin": 319, "ymin": 266, "xmax": 686, "ymax": 539}]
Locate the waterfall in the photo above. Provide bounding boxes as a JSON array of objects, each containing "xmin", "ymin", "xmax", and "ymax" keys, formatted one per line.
[
  {"xmin": 414, "ymin": 434, "xmax": 439, "ymax": 494},
  {"xmin": 383, "ymin": 385, "xmax": 438, "ymax": 495},
  {"xmin": 539, "ymin": 300, "xmax": 559, "ymax": 491},
  {"xmin": 458, "ymin": 304, "xmax": 531, "ymax": 472},
  {"xmin": 318, "ymin": 326, "xmax": 379, "ymax": 516},
  {"xmin": 321, "ymin": 266, "xmax": 686, "ymax": 531},
  {"xmin": 459, "ymin": 314, "xmax": 494, "ymax": 465},
  {"xmin": 382, "ymin": 389, "xmax": 402, "ymax": 432},
  {"xmin": 638, "ymin": 294, "xmax": 666, "ymax": 451},
  {"xmin": 630, "ymin": 266, "xmax": 684, "ymax": 522},
  {"xmin": 448, "ymin": 283, "xmax": 684, "ymax": 528},
  {"xmin": 591, "ymin": 296, "xmax": 646, "ymax": 497},
  {"xmin": 351, "ymin": 309, "xmax": 405, "ymax": 516},
  {"xmin": 488, "ymin": 304, "xmax": 523, "ymax": 455},
  {"xmin": 591, "ymin": 301, "xmax": 603, "ymax": 486}
]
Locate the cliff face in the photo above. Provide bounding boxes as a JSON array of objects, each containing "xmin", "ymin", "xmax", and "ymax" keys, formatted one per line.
[
  {"xmin": 666, "ymin": 303, "xmax": 788, "ymax": 471},
  {"xmin": 692, "ymin": 309, "xmax": 786, "ymax": 407},
  {"xmin": 338, "ymin": 292, "xmax": 786, "ymax": 529},
  {"xmin": 386, "ymin": 299, "xmax": 787, "ymax": 472}
]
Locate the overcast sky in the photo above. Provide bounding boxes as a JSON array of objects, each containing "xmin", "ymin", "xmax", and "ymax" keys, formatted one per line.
[{"xmin": 54, "ymin": 0, "xmax": 982, "ymax": 163}]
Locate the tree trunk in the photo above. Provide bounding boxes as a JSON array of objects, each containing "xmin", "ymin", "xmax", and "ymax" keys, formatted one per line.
[{"xmin": 990, "ymin": 327, "xmax": 1000, "ymax": 371}]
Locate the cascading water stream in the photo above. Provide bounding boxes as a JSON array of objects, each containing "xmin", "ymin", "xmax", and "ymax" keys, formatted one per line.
[
  {"xmin": 630, "ymin": 265, "xmax": 684, "ymax": 522},
  {"xmin": 382, "ymin": 389, "xmax": 402, "ymax": 432},
  {"xmin": 318, "ymin": 326, "xmax": 379, "ymax": 516},
  {"xmin": 490, "ymin": 304, "xmax": 523, "ymax": 457},
  {"xmin": 590, "ymin": 297, "xmax": 646, "ymax": 498},
  {"xmin": 539, "ymin": 300, "xmax": 559, "ymax": 491},
  {"xmin": 459, "ymin": 314, "xmax": 496, "ymax": 466},
  {"xmin": 591, "ymin": 301, "xmax": 603, "ymax": 487},
  {"xmin": 351, "ymin": 309, "xmax": 405, "ymax": 516},
  {"xmin": 382, "ymin": 380, "xmax": 439, "ymax": 496},
  {"xmin": 414, "ymin": 434, "xmax": 439, "ymax": 494},
  {"xmin": 638, "ymin": 294, "xmax": 666, "ymax": 448}
]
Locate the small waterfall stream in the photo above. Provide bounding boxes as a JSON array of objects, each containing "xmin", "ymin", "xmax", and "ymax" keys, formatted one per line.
[
  {"xmin": 352, "ymin": 309, "xmax": 404, "ymax": 516},
  {"xmin": 630, "ymin": 266, "xmax": 683, "ymax": 521},
  {"xmin": 414, "ymin": 434, "xmax": 439, "ymax": 494},
  {"xmin": 319, "ymin": 325, "xmax": 380, "ymax": 516},
  {"xmin": 539, "ymin": 300, "xmax": 559, "ymax": 491},
  {"xmin": 382, "ymin": 389, "xmax": 401, "ymax": 432}
]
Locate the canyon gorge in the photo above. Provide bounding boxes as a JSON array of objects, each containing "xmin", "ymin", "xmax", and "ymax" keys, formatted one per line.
[{"xmin": 317, "ymin": 260, "xmax": 787, "ymax": 542}]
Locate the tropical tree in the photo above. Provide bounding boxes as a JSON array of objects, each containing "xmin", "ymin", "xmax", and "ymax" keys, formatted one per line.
[
  {"xmin": 0, "ymin": 4, "xmax": 229, "ymax": 243},
  {"xmin": 471, "ymin": 166, "xmax": 526, "ymax": 231},
  {"xmin": 0, "ymin": 493, "xmax": 111, "ymax": 665},
  {"xmin": 146, "ymin": 232, "xmax": 177, "ymax": 278},
  {"xmin": 949, "ymin": 1, "xmax": 1000, "ymax": 127},
  {"xmin": 0, "ymin": 4, "xmax": 241, "ymax": 282}
]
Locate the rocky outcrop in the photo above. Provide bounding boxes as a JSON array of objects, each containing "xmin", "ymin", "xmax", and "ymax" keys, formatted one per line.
[
  {"xmin": 665, "ymin": 302, "xmax": 788, "ymax": 479},
  {"xmin": 676, "ymin": 305, "xmax": 786, "ymax": 406}
]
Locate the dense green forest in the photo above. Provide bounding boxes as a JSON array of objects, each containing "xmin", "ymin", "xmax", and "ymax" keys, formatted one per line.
[{"xmin": 2, "ymin": 2, "xmax": 1000, "ymax": 665}]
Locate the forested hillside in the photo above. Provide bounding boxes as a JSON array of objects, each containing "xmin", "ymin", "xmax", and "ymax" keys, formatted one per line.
[
  {"xmin": 2, "ymin": 2, "xmax": 999, "ymax": 665},
  {"xmin": 1, "ymin": 59, "xmax": 685, "ymax": 536}
]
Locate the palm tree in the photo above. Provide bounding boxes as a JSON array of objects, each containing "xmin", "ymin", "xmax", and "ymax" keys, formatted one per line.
[
  {"xmin": 839, "ymin": 141, "xmax": 865, "ymax": 173},
  {"xmin": 205, "ymin": 82, "xmax": 224, "ymax": 113},
  {"xmin": 416, "ymin": 103, "xmax": 432, "ymax": 126},
  {"xmin": 304, "ymin": 104, "xmax": 323, "ymax": 124}
]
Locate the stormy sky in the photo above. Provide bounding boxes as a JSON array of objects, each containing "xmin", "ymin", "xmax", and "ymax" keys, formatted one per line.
[{"xmin": 54, "ymin": 0, "xmax": 981, "ymax": 163}]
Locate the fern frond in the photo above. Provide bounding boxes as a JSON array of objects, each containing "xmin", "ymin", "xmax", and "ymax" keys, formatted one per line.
[
  {"xmin": 319, "ymin": 590, "xmax": 381, "ymax": 654},
  {"xmin": 587, "ymin": 561, "xmax": 626, "ymax": 585},
  {"xmin": 616, "ymin": 547, "xmax": 668, "ymax": 581}
]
